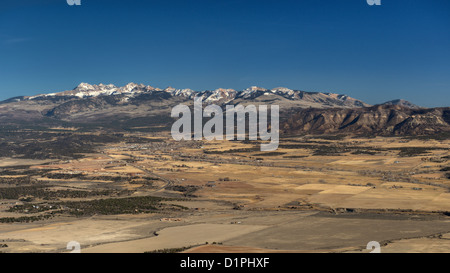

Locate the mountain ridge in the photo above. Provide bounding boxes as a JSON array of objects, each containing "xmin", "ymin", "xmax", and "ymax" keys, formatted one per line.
[
  {"xmin": 282, "ymin": 105, "xmax": 449, "ymax": 136},
  {"xmin": 378, "ymin": 99, "xmax": 420, "ymax": 109},
  {"xmin": 0, "ymin": 83, "xmax": 447, "ymax": 137},
  {"xmin": 5, "ymin": 82, "xmax": 424, "ymax": 111},
  {"xmin": 17, "ymin": 82, "xmax": 372, "ymax": 108}
]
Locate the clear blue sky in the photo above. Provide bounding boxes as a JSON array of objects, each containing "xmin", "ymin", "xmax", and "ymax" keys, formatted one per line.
[{"xmin": 0, "ymin": 0, "xmax": 449, "ymax": 107}]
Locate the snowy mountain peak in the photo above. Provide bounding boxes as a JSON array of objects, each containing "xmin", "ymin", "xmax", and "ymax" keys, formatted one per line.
[
  {"xmin": 271, "ymin": 87, "xmax": 295, "ymax": 97},
  {"xmin": 19, "ymin": 82, "xmax": 376, "ymax": 109},
  {"xmin": 74, "ymin": 82, "xmax": 95, "ymax": 91},
  {"xmin": 120, "ymin": 82, "xmax": 139, "ymax": 93},
  {"xmin": 97, "ymin": 83, "xmax": 117, "ymax": 89},
  {"xmin": 246, "ymin": 86, "xmax": 268, "ymax": 92},
  {"xmin": 271, "ymin": 87, "xmax": 293, "ymax": 93},
  {"xmin": 163, "ymin": 86, "xmax": 176, "ymax": 93}
]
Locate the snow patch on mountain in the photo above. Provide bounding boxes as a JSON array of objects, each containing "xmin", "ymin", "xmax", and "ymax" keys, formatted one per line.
[{"xmin": 22, "ymin": 82, "xmax": 376, "ymax": 108}]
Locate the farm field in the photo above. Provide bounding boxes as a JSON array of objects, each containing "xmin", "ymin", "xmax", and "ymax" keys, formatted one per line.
[{"xmin": 0, "ymin": 132, "xmax": 449, "ymax": 253}]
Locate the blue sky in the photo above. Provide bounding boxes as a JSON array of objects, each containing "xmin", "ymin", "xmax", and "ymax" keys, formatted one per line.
[{"xmin": 0, "ymin": 0, "xmax": 449, "ymax": 107}]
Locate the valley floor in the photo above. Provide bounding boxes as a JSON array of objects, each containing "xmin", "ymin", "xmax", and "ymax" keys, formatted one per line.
[{"xmin": 0, "ymin": 133, "xmax": 449, "ymax": 253}]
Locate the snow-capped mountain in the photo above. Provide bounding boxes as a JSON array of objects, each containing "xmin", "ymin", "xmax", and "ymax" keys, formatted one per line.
[
  {"xmin": 0, "ymin": 82, "xmax": 445, "ymax": 138},
  {"xmin": 47, "ymin": 82, "xmax": 158, "ymax": 98},
  {"xmin": 22, "ymin": 82, "xmax": 371, "ymax": 108}
]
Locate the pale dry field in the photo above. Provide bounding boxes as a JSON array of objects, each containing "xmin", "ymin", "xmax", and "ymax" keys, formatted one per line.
[
  {"xmin": 129, "ymin": 137, "xmax": 450, "ymax": 212},
  {"xmin": 0, "ymin": 135, "xmax": 449, "ymax": 253},
  {"xmin": 0, "ymin": 158, "xmax": 53, "ymax": 167}
]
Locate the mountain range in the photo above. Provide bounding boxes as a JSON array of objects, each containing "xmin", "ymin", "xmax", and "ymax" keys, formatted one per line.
[
  {"xmin": 0, "ymin": 83, "xmax": 448, "ymax": 136},
  {"xmin": 11, "ymin": 82, "xmax": 372, "ymax": 107}
]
